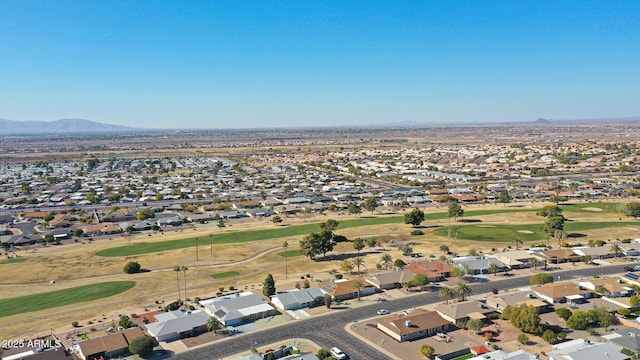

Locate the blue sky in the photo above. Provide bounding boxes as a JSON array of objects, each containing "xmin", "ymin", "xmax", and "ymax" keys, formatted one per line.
[{"xmin": 0, "ymin": 1, "xmax": 638, "ymax": 129}]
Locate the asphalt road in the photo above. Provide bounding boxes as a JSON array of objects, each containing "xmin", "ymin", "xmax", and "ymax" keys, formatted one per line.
[{"xmin": 173, "ymin": 263, "xmax": 632, "ymax": 360}]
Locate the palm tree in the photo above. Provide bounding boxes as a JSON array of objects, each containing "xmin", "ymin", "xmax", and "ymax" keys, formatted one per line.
[
  {"xmin": 530, "ymin": 257, "xmax": 539, "ymax": 270},
  {"xmin": 180, "ymin": 266, "xmax": 189, "ymax": 307},
  {"xmin": 512, "ymin": 237, "xmax": 523, "ymax": 250},
  {"xmin": 582, "ymin": 255, "xmax": 592, "ymax": 265},
  {"xmin": 488, "ymin": 263, "xmax": 501, "ymax": 277},
  {"xmin": 438, "ymin": 286, "xmax": 454, "ymax": 304},
  {"xmin": 283, "ymin": 241, "xmax": 289, "ymax": 278},
  {"xmin": 380, "ymin": 253, "xmax": 393, "ymax": 270},
  {"xmin": 611, "ymin": 244, "xmax": 624, "ymax": 259},
  {"xmin": 173, "ymin": 266, "xmax": 182, "ymax": 302},
  {"xmin": 354, "ymin": 281, "xmax": 365, "ymax": 301},
  {"xmin": 554, "ymin": 230, "xmax": 567, "ymax": 247},
  {"xmin": 454, "ymin": 282, "xmax": 472, "ymax": 301},
  {"xmin": 207, "ymin": 316, "xmax": 222, "ymax": 333},
  {"xmin": 352, "ymin": 257, "xmax": 366, "ymax": 275}
]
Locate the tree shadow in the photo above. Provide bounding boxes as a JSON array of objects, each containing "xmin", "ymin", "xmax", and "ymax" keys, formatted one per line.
[
  {"xmin": 459, "ymin": 219, "xmax": 482, "ymax": 223},
  {"xmin": 567, "ymin": 233, "xmax": 587, "ymax": 238}
]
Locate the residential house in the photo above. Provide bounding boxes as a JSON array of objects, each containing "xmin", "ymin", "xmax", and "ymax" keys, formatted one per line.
[
  {"xmin": 365, "ymin": 270, "xmax": 415, "ymax": 290},
  {"xmin": 377, "ymin": 309, "xmax": 451, "ymax": 342},
  {"xmin": 434, "ymin": 300, "xmax": 494, "ymax": 325},
  {"xmin": 201, "ymin": 292, "xmax": 277, "ymax": 326},
  {"xmin": 468, "ymin": 350, "xmax": 539, "ymax": 360},
  {"xmin": 451, "ymin": 256, "xmax": 508, "ymax": 275},
  {"xmin": 485, "ymin": 291, "xmax": 550, "ymax": 313},
  {"xmin": 403, "ymin": 261, "xmax": 451, "ymax": 281},
  {"xmin": 81, "ymin": 223, "xmax": 123, "ymax": 236},
  {"xmin": 319, "ymin": 278, "xmax": 376, "ymax": 302},
  {"xmin": 489, "ymin": 250, "xmax": 532, "ymax": 269},
  {"xmin": 547, "ymin": 339, "xmax": 628, "ymax": 360},
  {"xmin": 578, "ymin": 277, "xmax": 632, "ymax": 298},
  {"xmin": 605, "ymin": 327, "xmax": 640, "ymax": 352},
  {"xmin": 77, "ymin": 327, "xmax": 145, "ymax": 360},
  {"xmin": 271, "ymin": 288, "xmax": 326, "ymax": 311},
  {"xmin": 145, "ymin": 310, "xmax": 210, "ymax": 342},
  {"xmin": 538, "ymin": 249, "xmax": 582, "ymax": 264},
  {"xmin": 572, "ymin": 246, "xmax": 615, "ymax": 260},
  {"xmin": 531, "ymin": 282, "xmax": 593, "ymax": 304}
]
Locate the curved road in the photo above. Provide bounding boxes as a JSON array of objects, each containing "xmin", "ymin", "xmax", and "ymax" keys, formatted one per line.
[{"xmin": 174, "ymin": 263, "xmax": 631, "ymax": 360}]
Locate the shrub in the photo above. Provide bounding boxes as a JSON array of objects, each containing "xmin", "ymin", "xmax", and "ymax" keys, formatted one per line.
[
  {"xmin": 123, "ymin": 261, "xmax": 141, "ymax": 274},
  {"xmin": 517, "ymin": 333, "xmax": 529, "ymax": 345},
  {"xmin": 219, "ymin": 287, "xmax": 225, "ymax": 292},
  {"xmin": 618, "ymin": 308, "xmax": 632, "ymax": 317},
  {"xmin": 410, "ymin": 230, "xmax": 424, "ymax": 236},
  {"xmin": 72, "ymin": 321, "xmax": 79, "ymax": 327},
  {"xmin": 335, "ymin": 274, "xmax": 343, "ymax": 279},
  {"xmin": 542, "ymin": 330, "xmax": 558, "ymax": 344},
  {"xmin": 129, "ymin": 336, "xmax": 155, "ymax": 356},
  {"xmin": 491, "ymin": 288, "xmax": 499, "ymax": 294}
]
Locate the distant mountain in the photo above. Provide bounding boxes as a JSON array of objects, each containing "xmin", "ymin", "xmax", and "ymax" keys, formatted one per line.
[{"xmin": 0, "ymin": 118, "xmax": 137, "ymax": 134}]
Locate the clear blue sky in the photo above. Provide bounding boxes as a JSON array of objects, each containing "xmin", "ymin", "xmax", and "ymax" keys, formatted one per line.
[{"xmin": 1, "ymin": 1, "xmax": 638, "ymax": 129}]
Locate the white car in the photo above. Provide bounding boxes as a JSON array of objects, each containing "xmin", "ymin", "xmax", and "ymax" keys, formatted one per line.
[
  {"xmin": 377, "ymin": 309, "xmax": 390, "ymax": 315},
  {"xmin": 330, "ymin": 347, "xmax": 348, "ymax": 359}
]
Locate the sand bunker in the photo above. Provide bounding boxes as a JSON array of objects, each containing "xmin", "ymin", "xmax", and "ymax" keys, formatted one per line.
[
  {"xmin": 583, "ymin": 207, "xmax": 603, "ymax": 212},
  {"xmin": 478, "ymin": 225, "xmax": 496, "ymax": 228},
  {"xmin": 517, "ymin": 230, "xmax": 534, "ymax": 234}
]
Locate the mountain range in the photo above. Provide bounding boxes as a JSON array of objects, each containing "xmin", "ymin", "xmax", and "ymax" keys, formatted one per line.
[{"xmin": 0, "ymin": 118, "xmax": 136, "ymax": 135}]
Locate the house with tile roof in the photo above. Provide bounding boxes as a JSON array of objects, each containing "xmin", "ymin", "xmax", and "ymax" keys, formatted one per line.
[
  {"xmin": 318, "ymin": 278, "xmax": 376, "ymax": 301},
  {"xmin": 403, "ymin": 261, "xmax": 451, "ymax": 281},
  {"xmin": 531, "ymin": 282, "xmax": 593, "ymax": 304},
  {"xmin": 376, "ymin": 309, "xmax": 451, "ymax": 342},
  {"xmin": 77, "ymin": 327, "xmax": 145, "ymax": 360},
  {"xmin": 434, "ymin": 299, "xmax": 494, "ymax": 324}
]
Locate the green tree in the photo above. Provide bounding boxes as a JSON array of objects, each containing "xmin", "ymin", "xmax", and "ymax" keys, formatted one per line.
[
  {"xmin": 366, "ymin": 237, "xmax": 379, "ymax": 248},
  {"xmin": 394, "ymin": 258, "xmax": 406, "ymax": 268},
  {"xmin": 136, "ymin": 208, "xmax": 155, "ymax": 220},
  {"xmin": 341, "ymin": 259, "xmax": 354, "ymax": 273},
  {"xmin": 625, "ymin": 202, "xmax": 640, "ymax": 219},
  {"xmin": 420, "ymin": 344, "xmax": 435, "ymax": 359},
  {"xmin": 404, "ymin": 208, "xmax": 425, "ymax": 227},
  {"xmin": 207, "ymin": 316, "xmax": 222, "ymax": 333},
  {"xmin": 317, "ymin": 349, "xmax": 332, "ymax": 360},
  {"xmin": 380, "ymin": 253, "xmax": 393, "ymax": 270},
  {"xmin": 549, "ymin": 194, "xmax": 568, "ymax": 205},
  {"xmin": 543, "ymin": 215, "xmax": 566, "ymax": 236},
  {"xmin": 400, "ymin": 244, "xmax": 413, "ymax": 256},
  {"xmin": 348, "ymin": 203, "xmax": 362, "ymax": 217},
  {"xmin": 454, "ymin": 282, "xmax": 472, "ymax": 301},
  {"xmin": 630, "ymin": 295, "xmax": 640, "ymax": 307},
  {"xmin": 489, "ymin": 263, "xmax": 501, "ymax": 277},
  {"xmin": 439, "ymin": 286, "xmax": 454, "ymax": 304},
  {"xmin": 319, "ymin": 219, "xmax": 340, "ymax": 232},
  {"xmin": 411, "ymin": 273, "xmax": 430, "ymax": 290},
  {"xmin": 440, "ymin": 245, "xmax": 450, "ymax": 254},
  {"xmin": 43, "ymin": 233, "xmax": 54, "ymax": 243},
  {"xmin": 263, "ymin": 274, "xmax": 276, "ymax": 297},
  {"xmin": 352, "ymin": 257, "xmax": 366, "ymax": 275},
  {"xmin": 324, "ymin": 293, "xmax": 332, "ymax": 308},
  {"xmin": 353, "ymin": 238, "xmax": 365, "ymax": 253},
  {"xmin": 517, "ymin": 333, "xmax": 529, "ymax": 345},
  {"xmin": 501, "ymin": 304, "xmax": 542, "ymax": 334},
  {"xmin": 128, "ymin": 336, "xmax": 155, "ymax": 356},
  {"xmin": 448, "ymin": 202, "xmax": 464, "ymax": 222},
  {"xmin": 530, "ymin": 273, "xmax": 554, "ymax": 286},
  {"xmin": 555, "ymin": 308, "xmax": 572, "ymax": 321},
  {"xmin": 537, "ymin": 205, "xmax": 563, "ymax": 218},
  {"xmin": 466, "ymin": 318, "xmax": 484, "ymax": 333},
  {"xmin": 497, "ymin": 191, "xmax": 512, "ymax": 205},
  {"xmin": 364, "ymin": 196, "xmax": 379, "ymax": 214},
  {"xmin": 542, "ymin": 329, "xmax": 558, "ymax": 344},
  {"xmin": 566, "ymin": 310, "xmax": 589, "ymax": 330},
  {"xmin": 271, "ymin": 215, "xmax": 283, "ymax": 225},
  {"xmin": 354, "ymin": 280, "xmax": 365, "ymax": 301},
  {"xmin": 123, "ymin": 261, "xmax": 141, "ymax": 274}
]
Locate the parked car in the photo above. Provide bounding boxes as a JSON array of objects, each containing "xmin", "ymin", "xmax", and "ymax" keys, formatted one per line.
[
  {"xmin": 377, "ymin": 309, "xmax": 390, "ymax": 315},
  {"xmin": 330, "ymin": 347, "xmax": 348, "ymax": 360},
  {"xmin": 624, "ymin": 266, "xmax": 634, "ymax": 272}
]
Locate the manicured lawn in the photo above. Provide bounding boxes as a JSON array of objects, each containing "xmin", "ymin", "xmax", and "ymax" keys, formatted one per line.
[
  {"xmin": 211, "ymin": 271, "xmax": 240, "ymax": 279},
  {"xmin": 433, "ymin": 221, "xmax": 640, "ymax": 242},
  {"xmin": 560, "ymin": 202, "xmax": 624, "ymax": 214},
  {"xmin": 453, "ymin": 354, "xmax": 475, "ymax": 360},
  {"xmin": 278, "ymin": 249, "xmax": 303, "ymax": 257},
  {"xmin": 433, "ymin": 224, "xmax": 544, "ymax": 242},
  {"xmin": 0, "ymin": 281, "xmax": 136, "ymax": 318},
  {"xmin": 0, "ymin": 257, "xmax": 26, "ymax": 265},
  {"xmin": 96, "ymin": 206, "xmax": 608, "ymax": 257}
]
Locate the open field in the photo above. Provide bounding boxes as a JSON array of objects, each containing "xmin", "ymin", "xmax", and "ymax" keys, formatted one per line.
[
  {"xmin": 0, "ymin": 281, "xmax": 135, "ymax": 318},
  {"xmin": 2, "ymin": 201, "xmax": 639, "ymax": 338},
  {"xmin": 0, "ymin": 257, "xmax": 26, "ymax": 265}
]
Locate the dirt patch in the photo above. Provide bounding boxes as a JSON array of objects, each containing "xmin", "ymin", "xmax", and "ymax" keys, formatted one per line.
[{"xmin": 517, "ymin": 230, "xmax": 534, "ymax": 234}]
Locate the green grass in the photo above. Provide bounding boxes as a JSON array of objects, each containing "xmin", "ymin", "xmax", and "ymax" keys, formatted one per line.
[
  {"xmin": 0, "ymin": 281, "xmax": 136, "ymax": 318},
  {"xmin": 211, "ymin": 271, "xmax": 240, "ymax": 279},
  {"xmin": 278, "ymin": 249, "xmax": 303, "ymax": 257},
  {"xmin": 560, "ymin": 202, "xmax": 625, "ymax": 214},
  {"xmin": 433, "ymin": 221, "xmax": 640, "ymax": 242},
  {"xmin": 95, "ymin": 205, "xmax": 632, "ymax": 257},
  {"xmin": 453, "ymin": 354, "xmax": 475, "ymax": 360},
  {"xmin": 0, "ymin": 257, "xmax": 26, "ymax": 265}
]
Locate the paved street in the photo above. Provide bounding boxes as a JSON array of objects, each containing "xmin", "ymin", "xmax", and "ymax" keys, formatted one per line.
[{"xmin": 173, "ymin": 263, "xmax": 631, "ymax": 360}]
